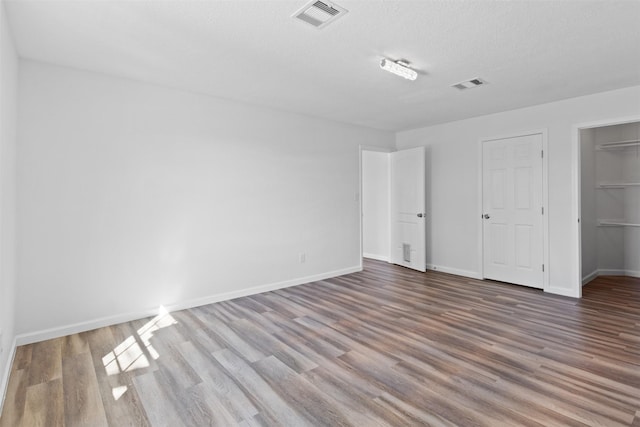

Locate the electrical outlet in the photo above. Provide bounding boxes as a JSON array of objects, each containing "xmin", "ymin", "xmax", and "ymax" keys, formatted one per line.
[{"xmin": 299, "ymin": 253, "xmax": 306, "ymax": 263}]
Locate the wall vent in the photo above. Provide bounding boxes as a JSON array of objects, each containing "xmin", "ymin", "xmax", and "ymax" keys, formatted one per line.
[
  {"xmin": 452, "ymin": 78, "xmax": 487, "ymax": 90},
  {"xmin": 293, "ymin": 1, "xmax": 348, "ymax": 29},
  {"xmin": 403, "ymin": 243, "xmax": 411, "ymax": 263}
]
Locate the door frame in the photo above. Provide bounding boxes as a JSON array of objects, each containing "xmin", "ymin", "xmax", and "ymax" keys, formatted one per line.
[
  {"xmin": 478, "ymin": 129, "xmax": 549, "ymax": 291},
  {"xmin": 359, "ymin": 145, "xmax": 394, "ymax": 270},
  {"xmin": 571, "ymin": 115, "xmax": 640, "ymax": 298}
]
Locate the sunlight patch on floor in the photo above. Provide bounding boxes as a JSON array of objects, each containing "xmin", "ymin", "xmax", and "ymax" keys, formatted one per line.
[
  {"xmin": 112, "ymin": 385, "xmax": 128, "ymax": 401},
  {"xmin": 102, "ymin": 306, "xmax": 178, "ymax": 378}
]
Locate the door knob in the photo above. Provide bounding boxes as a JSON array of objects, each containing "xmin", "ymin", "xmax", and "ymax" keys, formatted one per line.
[
  {"xmin": 417, "ymin": 213, "xmax": 424, "ymax": 218},
  {"xmin": 483, "ymin": 214, "xmax": 490, "ymax": 219}
]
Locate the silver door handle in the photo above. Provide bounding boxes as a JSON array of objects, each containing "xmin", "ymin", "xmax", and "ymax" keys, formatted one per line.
[
  {"xmin": 417, "ymin": 213, "xmax": 424, "ymax": 218},
  {"xmin": 483, "ymin": 214, "xmax": 490, "ymax": 219}
]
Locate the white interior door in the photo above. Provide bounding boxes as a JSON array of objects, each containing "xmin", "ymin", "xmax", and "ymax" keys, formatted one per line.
[
  {"xmin": 482, "ymin": 134, "xmax": 543, "ymax": 288},
  {"xmin": 390, "ymin": 147, "xmax": 426, "ymax": 272}
]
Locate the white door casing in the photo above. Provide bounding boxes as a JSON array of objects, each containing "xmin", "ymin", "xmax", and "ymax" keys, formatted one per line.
[
  {"xmin": 390, "ymin": 147, "xmax": 426, "ymax": 272},
  {"xmin": 482, "ymin": 134, "xmax": 543, "ymax": 288}
]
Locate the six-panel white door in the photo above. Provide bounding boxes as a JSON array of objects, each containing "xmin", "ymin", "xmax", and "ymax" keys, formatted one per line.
[
  {"xmin": 390, "ymin": 147, "xmax": 426, "ymax": 272},
  {"xmin": 482, "ymin": 134, "xmax": 543, "ymax": 288}
]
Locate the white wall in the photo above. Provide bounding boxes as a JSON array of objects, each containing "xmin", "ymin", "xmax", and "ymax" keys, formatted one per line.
[
  {"xmin": 397, "ymin": 86, "xmax": 640, "ymax": 297},
  {"xmin": 580, "ymin": 129, "xmax": 598, "ymax": 282},
  {"xmin": 0, "ymin": 1, "xmax": 18, "ymax": 408},
  {"xmin": 16, "ymin": 60, "xmax": 394, "ymax": 339},
  {"xmin": 362, "ymin": 150, "xmax": 389, "ymax": 261}
]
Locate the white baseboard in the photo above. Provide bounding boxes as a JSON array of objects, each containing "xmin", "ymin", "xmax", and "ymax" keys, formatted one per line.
[
  {"xmin": 363, "ymin": 253, "xmax": 389, "ymax": 262},
  {"xmin": 164, "ymin": 265, "xmax": 361, "ymax": 315},
  {"xmin": 426, "ymin": 264, "xmax": 482, "ymax": 280},
  {"xmin": 597, "ymin": 269, "xmax": 627, "ymax": 277},
  {"xmin": 0, "ymin": 336, "xmax": 17, "ymax": 417},
  {"xmin": 545, "ymin": 286, "xmax": 580, "ymax": 298},
  {"xmin": 15, "ymin": 308, "xmax": 161, "ymax": 346},
  {"xmin": 15, "ymin": 265, "xmax": 361, "ymax": 346},
  {"xmin": 582, "ymin": 269, "xmax": 599, "ymax": 286},
  {"xmin": 580, "ymin": 269, "xmax": 640, "ymax": 287},
  {"xmin": 624, "ymin": 269, "xmax": 640, "ymax": 278}
]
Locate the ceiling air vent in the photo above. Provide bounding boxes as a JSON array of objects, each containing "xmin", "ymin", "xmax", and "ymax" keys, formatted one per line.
[
  {"xmin": 452, "ymin": 78, "xmax": 487, "ymax": 90},
  {"xmin": 293, "ymin": 1, "xmax": 348, "ymax": 29}
]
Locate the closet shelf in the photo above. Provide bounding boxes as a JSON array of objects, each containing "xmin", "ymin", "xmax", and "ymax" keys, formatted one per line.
[
  {"xmin": 596, "ymin": 183, "xmax": 640, "ymax": 188},
  {"xmin": 598, "ymin": 220, "xmax": 640, "ymax": 228},
  {"xmin": 596, "ymin": 140, "xmax": 640, "ymax": 150}
]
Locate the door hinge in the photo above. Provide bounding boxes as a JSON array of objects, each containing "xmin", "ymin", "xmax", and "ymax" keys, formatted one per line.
[
  {"xmin": 541, "ymin": 150, "xmax": 544, "ymax": 158},
  {"xmin": 542, "ymin": 264, "xmax": 545, "ymax": 272}
]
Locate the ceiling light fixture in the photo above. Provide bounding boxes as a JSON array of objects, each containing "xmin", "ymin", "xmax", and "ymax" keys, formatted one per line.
[{"xmin": 380, "ymin": 58, "xmax": 418, "ymax": 81}]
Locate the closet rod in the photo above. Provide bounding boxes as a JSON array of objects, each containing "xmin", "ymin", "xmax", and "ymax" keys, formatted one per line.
[
  {"xmin": 596, "ymin": 183, "xmax": 640, "ymax": 188},
  {"xmin": 598, "ymin": 220, "xmax": 640, "ymax": 227},
  {"xmin": 597, "ymin": 140, "xmax": 640, "ymax": 150}
]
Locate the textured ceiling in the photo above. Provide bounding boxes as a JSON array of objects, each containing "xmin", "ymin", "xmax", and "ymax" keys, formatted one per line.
[{"xmin": 5, "ymin": 0, "xmax": 640, "ymax": 131}]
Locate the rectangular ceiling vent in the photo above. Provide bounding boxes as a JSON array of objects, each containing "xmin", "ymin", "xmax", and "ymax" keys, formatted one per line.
[
  {"xmin": 293, "ymin": 1, "xmax": 348, "ymax": 29},
  {"xmin": 452, "ymin": 78, "xmax": 487, "ymax": 90}
]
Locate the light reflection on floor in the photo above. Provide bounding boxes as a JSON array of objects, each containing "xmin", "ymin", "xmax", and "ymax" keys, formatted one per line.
[{"xmin": 102, "ymin": 306, "xmax": 178, "ymax": 400}]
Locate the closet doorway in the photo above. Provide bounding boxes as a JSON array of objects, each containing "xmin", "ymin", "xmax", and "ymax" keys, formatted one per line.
[
  {"xmin": 360, "ymin": 146, "xmax": 427, "ymax": 272},
  {"xmin": 577, "ymin": 119, "xmax": 640, "ymax": 294},
  {"xmin": 360, "ymin": 147, "xmax": 392, "ymax": 265}
]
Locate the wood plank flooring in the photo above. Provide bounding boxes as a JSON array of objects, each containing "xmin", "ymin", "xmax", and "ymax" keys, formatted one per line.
[{"xmin": 1, "ymin": 259, "xmax": 639, "ymax": 426}]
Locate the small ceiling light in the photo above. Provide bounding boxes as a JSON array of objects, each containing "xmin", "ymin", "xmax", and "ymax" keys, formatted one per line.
[{"xmin": 380, "ymin": 58, "xmax": 418, "ymax": 81}]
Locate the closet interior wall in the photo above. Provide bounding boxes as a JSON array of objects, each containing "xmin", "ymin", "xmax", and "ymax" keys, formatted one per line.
[{"xmin": 581, "ymin": 122, "xmax": 640, "ymax": 284}]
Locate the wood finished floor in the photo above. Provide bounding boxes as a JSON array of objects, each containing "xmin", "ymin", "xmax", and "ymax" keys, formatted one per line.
[{"xmin": 1, "ymin": 260, "xmax": 639, "ymax": 427}]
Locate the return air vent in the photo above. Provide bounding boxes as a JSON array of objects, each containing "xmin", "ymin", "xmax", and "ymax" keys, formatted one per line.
[
  {"xmin": 293, "ymin": 1, "xmax": 348, "ymax": 29},
  {"xmin": 452, "ymin": 78, "xmax": 487, "ymax": 90}
]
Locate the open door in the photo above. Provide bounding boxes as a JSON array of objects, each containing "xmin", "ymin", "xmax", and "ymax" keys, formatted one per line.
[{"xmin": 390, "ymin": 147, "xmax": 426, "ymax": 272}]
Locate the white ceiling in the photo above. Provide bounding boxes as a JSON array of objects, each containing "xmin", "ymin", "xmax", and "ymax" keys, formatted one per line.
[{"xmin": 5, "ymin": 0, "xmax": 640, "ymax": 131}]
